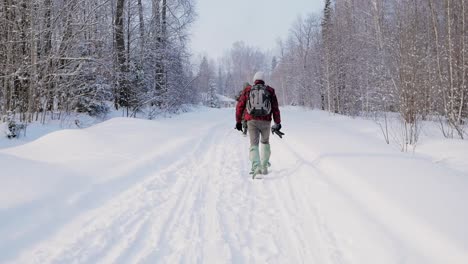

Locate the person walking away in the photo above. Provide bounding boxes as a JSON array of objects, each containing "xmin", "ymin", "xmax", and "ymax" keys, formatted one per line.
[
  {"xmin": 235, "ymin": 72, "xmax": 282, "ymax": 178},
  {"xmin": 240, "ymin": 82, "xmax": 250, "ymax": 135},
  {"xmin": 235, "ymin": 82, "xmax": 250, "ymax": 136}
]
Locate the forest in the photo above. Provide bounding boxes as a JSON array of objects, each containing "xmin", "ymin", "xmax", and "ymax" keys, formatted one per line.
[
  {"xmin": 204, "ymin": 0, "xmax": 468, "ymax": 142},
  {"xmin": 1, "ymin": 0, "xmax": 467, "ymax": 141},
  {"xmin": 0, "ymin": 0, "xmax": 196, "ymax": 123}
]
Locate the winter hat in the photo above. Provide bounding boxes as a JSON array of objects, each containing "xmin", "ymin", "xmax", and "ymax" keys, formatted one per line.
[{"xmin": 253, "ymin": 71, "xmax": 265, "ymax": 83}]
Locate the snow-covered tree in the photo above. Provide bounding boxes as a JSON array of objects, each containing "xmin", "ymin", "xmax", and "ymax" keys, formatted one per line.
[
  {"xmin": 0, "ymin": 0, "xmax": 197, "ymax": 122},
  {"xmin": 270, "ymin": 0, "xmax": 467, "ymax": 139}
]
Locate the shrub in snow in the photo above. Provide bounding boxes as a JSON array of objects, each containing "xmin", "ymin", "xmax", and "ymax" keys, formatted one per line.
[
  {"xmin": 2, "ymin": 112, "xmax": 27, "ymax": 139},
  {"xmin": 74, "ymin": 98, "xmax": 110, "ymax": 117},
  {"xmin": 71, "ymin": 77, "xmax": 112, "ymax": 117}
]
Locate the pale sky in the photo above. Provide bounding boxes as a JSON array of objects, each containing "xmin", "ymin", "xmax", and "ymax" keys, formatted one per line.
[{"xmin": 190, "ymin": 0, "xmax": 325, "ymax": 59}]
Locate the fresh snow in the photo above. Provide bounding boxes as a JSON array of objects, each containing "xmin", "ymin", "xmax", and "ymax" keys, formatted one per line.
[{"xmin": 0, "ymin": 107, "xmax": 467, "ymax": 264}]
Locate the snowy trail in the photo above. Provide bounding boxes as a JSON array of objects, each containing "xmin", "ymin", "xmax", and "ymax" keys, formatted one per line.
[{"xmin": 1, "ymin": 108, "xmax": 467, "ymax": 264}]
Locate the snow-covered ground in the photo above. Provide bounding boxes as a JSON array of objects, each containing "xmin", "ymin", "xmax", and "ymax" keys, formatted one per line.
[{"xmin": 0, "ymin": 107, "xmax": 467, "ymax": 264}]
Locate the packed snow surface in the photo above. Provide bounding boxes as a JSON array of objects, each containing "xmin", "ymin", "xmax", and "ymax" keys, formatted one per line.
[{"xmin": 1, "ymin": 107, "xmax": 467, "ymax": 264}]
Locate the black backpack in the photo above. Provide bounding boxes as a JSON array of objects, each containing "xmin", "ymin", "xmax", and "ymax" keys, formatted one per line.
[{"xmin": 246, "ymin": 84, "xmax": 272, "ymax": 117}]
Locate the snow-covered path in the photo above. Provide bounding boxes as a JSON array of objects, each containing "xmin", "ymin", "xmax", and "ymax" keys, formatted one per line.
[{"xmin": 1, "ymin": 108, "xmax": 467, "ymax": 264}]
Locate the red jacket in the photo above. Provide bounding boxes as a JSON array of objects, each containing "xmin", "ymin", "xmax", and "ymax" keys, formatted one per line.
[{"xmin": 236, "ymin": 80, "xmax": 281, "ymax": 124}]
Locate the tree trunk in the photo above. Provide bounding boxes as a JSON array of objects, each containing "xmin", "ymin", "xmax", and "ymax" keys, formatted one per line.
[
  {"xmin": 137, "ymin": 0, "xmax": 145, "ymax": 62},
  {"xmin": 152, "ymin": 0, "xmax": 162, "ymax": 96},
  {"xmin": 115, "ymin": 0, "xmax": 128, "ymax": 109},
  {"xmin": 457, "ymin": 0, "xmax": 466, "ymax": 124},
  {"xmin": 127, "ymin": 0, "xmax": 131, "ymax": 63},
  {"xmin": 428, "ymin": 0, "xmax": 447, "ymax": 115},
  {"xmin": 447, "ymin": 0, "xmax": 455, "ymax": 117},
  {"xmin": 28, "ymin": 0, "xmax": 37, "ymax": 122},
  {"xmin": 115, "ymin": 0, "xmax": 126, "ymax": 73},
  {"xmin": 161, "ymin": 0, "xmax": 167, "ymax": 93},
  {"xmin": 2, "ymin": 0, "xmax": 13, "ymax": 115}
]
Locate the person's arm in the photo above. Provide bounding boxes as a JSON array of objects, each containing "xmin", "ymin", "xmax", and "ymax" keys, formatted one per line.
[
  {"xmin": 236, "ymin": 88, "xmax": 248, "ymax": 123},
  {"xmin": 270, "ymin": 88, "xmax": 281, "ymax": 124}
]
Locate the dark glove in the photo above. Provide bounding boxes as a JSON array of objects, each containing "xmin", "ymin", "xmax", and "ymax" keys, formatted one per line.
[
  {"xmin": 272, "ymin": 123, "xmax": 281, "ymax": 131},
  {"xmin": 235, "ymin": 122, "xmax": 243, "ymax": 131},
  {"xmin": 271, "ymin": 123, "xmax": 284, "ymax": 138}
]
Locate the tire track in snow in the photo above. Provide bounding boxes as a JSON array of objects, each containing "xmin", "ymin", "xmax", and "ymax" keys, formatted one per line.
[
  {"xmin": 213, "ymin": 131, "xmax": 253, "ymax": 263},
  {"xmin": 212, "ymin": 129, "xmax": 295, "ymax": 264},
  {"xmin": 136, "ymin": 122, "xmax": 232, "ymax": 263},
  {"xmin": 110, "ymin": 122, "xmax": 233, "ymax": 263},
  {"xmin": 10, "ymin": 123, "xmax": 226, "ymax": 264},
  {"xmin": 276, "ymin": 139, "xmax": 405, "ymax": 264},
  {"xmin": 213, "ymin": 128, "xmax": 341, "ymax": 263},
  {"xmin": 183, "ymin": 125, "xmax": 336, "ymax": 264},
  {"xmin": 271, "ymin": 141, "xmax": 347, "ymax": 264},
  {"xmin": 238, "ymin": 144, "xmax": 344, "ymax": 264}
]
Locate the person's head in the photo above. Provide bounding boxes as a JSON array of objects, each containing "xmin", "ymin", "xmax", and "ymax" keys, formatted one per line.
[
  {"xmin": 243, "ymin": 82, "xmax": 250, "ymax": 89},
  {"xmin": 252, "ymin": 71, "xmax": 265, "ymax": 83}
]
